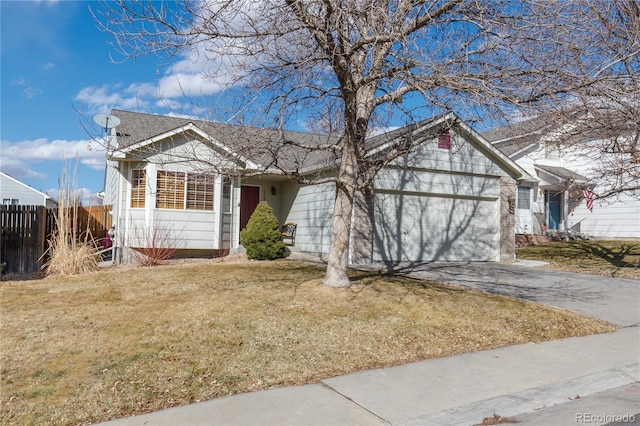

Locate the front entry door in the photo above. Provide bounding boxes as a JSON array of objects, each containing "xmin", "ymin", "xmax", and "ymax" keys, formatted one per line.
[
  {"xmin": 547, "ymin": 192, "xmax": 562, "ymax": 230},
  {"xmin": 240, "ymin": 186, "xmax": 260, "ymax": 232}
]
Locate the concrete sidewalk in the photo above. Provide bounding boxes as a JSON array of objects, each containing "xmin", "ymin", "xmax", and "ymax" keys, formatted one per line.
[
  {"xmin": 101, "ymin": 263, "xmax": 640, "ymax": 425},
  {"xmin": 101, "ymin": 327, "xmax": 639, "ymax": 426}
]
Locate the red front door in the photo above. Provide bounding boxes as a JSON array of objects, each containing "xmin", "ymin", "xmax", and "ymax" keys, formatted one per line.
[{"xmin": 240, "ymin": 186, "xmax": 260, "ymax": 231}]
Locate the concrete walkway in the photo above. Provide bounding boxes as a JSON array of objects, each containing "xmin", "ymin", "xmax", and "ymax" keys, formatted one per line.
[{"xmin": 101, "ymin": 263, "xmax": 640, "ymax": 426}]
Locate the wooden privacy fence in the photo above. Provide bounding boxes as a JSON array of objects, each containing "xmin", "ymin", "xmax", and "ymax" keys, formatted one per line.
[{"xmin": 0, "ymin": 205, "xmax": 112, "ymax": 275}]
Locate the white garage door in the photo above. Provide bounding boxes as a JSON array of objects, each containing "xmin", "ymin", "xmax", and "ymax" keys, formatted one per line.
[{"xmin": 372, "ymin": 192, "xmax": 500, "ymax": 262}]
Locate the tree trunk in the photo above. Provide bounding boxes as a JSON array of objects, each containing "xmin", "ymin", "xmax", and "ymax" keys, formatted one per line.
[
  {"xmin": 323, "ymin": 138, "xmax": 359, "ymax": 288},
  {"xmin": 323, "ymin": 180, "xmax": 355, "ymax": 288}
]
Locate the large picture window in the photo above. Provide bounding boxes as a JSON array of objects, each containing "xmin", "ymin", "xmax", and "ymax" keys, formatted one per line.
[
  {"xmin": 131, "ymin": 169, "xmax": 146, "ymax": 208},
  {"xmin": 156, "ymin": 170, "xmax": 216, "ymax": 211}
]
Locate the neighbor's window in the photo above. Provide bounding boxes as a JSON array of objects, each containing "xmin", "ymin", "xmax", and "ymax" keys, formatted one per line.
[
  {"xmin": 222, "ymin": 177, "xmax": 232, "ymax": 213},
  {"xmin": 186, "ymin": 174, "xmax": 215, "ymax": 210},
  {"xmin": 517, "ymin": 187, "xmax": 531, "ymax": 210},
  {"xmin": 2, "ymin": 198, "xmax": 19, "ymax": 206},
  {"xmin": 438, "ymin": 129, "xmax": 451, "ymax": 149},
  {"xmin": 156, "ymin": 171, "xmax": 186, "ymax": 210},
  {"xmin": 131, "ymin": 169, "xmax": 146, "ymax": 208}
]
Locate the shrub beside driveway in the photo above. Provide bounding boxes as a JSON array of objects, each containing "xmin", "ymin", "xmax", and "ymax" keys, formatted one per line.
[{"xmin": 0, "ymin": 260, "xmax": 615, "ymax": 425}]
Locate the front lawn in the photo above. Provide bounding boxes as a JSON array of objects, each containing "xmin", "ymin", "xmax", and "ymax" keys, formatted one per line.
[
  {"xmin": 0, "ymin": 260, "xmax": 615, "ymax": 425},
  {"xmin": 516, "ymin": 240, "xmax": 640, "ymax": 280}
]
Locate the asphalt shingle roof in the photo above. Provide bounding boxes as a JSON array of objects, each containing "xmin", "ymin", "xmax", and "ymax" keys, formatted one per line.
[{"xmin": 110, "ymin": 109, "xmax": 450, "ymax": 173}]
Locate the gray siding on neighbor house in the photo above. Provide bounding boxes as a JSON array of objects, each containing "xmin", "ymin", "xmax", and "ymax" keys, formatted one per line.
[{"xmin": 0, "ymin": 173, "xmax": 53, "ymax": 207}]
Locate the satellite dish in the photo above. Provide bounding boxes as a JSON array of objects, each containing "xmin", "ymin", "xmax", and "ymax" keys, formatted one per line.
[{"xmin": 93, "ymin": 113, "xmax": 121, "ymax": 131}]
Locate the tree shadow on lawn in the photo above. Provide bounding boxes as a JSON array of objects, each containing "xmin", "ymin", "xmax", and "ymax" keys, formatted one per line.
[{"xmin": 573, "ymin": 242, "xmax": 640, "ymax": 269}]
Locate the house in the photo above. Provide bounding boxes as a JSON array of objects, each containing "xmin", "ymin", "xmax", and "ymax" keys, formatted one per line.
[
  {"xmin": 484, "ymin": 118, "xmax": 640, "ymax": 239},
  {"xmin": 103, "ymin": 109, "xmax": 527, "ymax": 264},
  {"xmin": 0, "ymin": 172, "xmax": 57, "ymax": 208}
]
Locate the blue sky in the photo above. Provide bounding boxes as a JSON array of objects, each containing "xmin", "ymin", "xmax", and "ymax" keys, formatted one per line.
[{"xmin": 1, "ymin": 0, "xmax": 226, "ymax": 204}]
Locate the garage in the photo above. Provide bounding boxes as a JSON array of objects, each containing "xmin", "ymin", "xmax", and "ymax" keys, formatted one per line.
[{"xmin": 372, "ymin": 190, "xmax": 500, "ymax": 263}]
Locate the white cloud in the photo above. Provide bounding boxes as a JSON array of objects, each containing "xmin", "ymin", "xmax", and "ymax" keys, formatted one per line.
[
  {"xmin": 43, "ymin": 62, "xmax": 55, "ymax": 70},
  {"xmin": 1, "ymin": 137, "xmax": 106, "ymax": 169},
  {"xmin": 74, "ymin": 83, "xmax": 159, "ymax": 114},
  {"xmin": 0, "ymin": 156, "xmax": 46, "ymax": 180},
  {"xmin": 24, "ymin": 87, "xmax": 44, "ymax": 99}
]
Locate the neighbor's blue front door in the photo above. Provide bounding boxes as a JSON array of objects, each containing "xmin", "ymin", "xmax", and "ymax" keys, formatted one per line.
[{"xmin": 548, "ymin": 192, "xmax": 561, "ymax": 230}]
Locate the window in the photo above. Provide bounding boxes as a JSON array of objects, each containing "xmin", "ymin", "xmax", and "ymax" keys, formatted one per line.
[
  {"xmin": 438, "ymin": 129, "xmax": 451, "ymax": 149},
  {"xmin": 3, "ymin": 198, "xmax": 18, "ymax": 205},
  {"xmin": 517, "ymin": 187, "xmax": 531, "ymax": 210},
  {"xmin": 131, "ymin": 170, "xmax": 146, "ymax": 208},
  {"xmin": 186, "ymin": 174, "xmax": 215, "ymax": 210},
  {"xmin": 155, "ymin": 170, "xmax": 216, "ymax": 210},
  {"xmin": 222, "ymin": 177, "xmax": 232, "ymax": 213},
  {"xmin": 156, "ymin": 171, "xmax": 186, "ymax": 209}
]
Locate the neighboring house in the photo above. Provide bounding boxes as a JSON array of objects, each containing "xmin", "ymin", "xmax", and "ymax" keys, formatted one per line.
[
  {"xmin": 0, "ymin": 172, "xmax": 57, "ymax": 208},
  {"xmin": 103, "ymin": 109, "xmax": 527, "ymax": 264},
  {"xmin": 484, "ymin": 118, "xmax": 640, "ymax": 239}
]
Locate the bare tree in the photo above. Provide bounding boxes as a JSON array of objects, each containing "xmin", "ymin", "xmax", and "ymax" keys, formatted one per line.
[
  {"xmin": 94, "ymin": 0, "xmax": 620, "ymax": 287},
  {"xmin": 497, "ymin": 0, "xmax": 640, "ymax": 200}
]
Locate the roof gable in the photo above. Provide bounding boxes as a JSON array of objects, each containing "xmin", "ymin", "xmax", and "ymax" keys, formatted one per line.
[
  {"xmin": 109, "ymin": 110, "xmax": 527, "ymax": 180},
  {"xmin": 0, "ymin": 172, "xmax": 52, "ymax": 201}
]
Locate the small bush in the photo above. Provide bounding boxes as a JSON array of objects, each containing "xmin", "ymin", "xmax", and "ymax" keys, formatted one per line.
[
  {"xmin": 240, "ymin": 201, "xmax": 286, "ymax": 260},
  {"xmin": 130, "ymin": 223, "xmax": 178, "ymax": 266}
]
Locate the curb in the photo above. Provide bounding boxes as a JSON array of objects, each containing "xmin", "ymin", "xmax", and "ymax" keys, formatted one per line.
[{"xmin": 399, "ymin": 365, "xmax": 640, "ymax": 426}]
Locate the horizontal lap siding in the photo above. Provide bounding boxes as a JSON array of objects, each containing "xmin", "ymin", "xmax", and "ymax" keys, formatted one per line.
[
  {"xmin": 375, "ymin": 169, "xmax": 500, "ymax": 199},
  {"xmin": 569, "ymin": 195, "xmax": 640, "ymax": 239},
  {"xmin": 153, "ymin": 210, "xmax": 217, "ymax": 250},
  {"xmin": 285, "ymin": 183, "xmax": 335, "ymax": 256},
  {"xmin": 393, "ymin": 134, "xmax": 506, "ymax": 176}
]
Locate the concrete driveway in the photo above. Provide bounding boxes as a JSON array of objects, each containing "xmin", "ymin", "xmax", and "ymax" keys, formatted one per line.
[{"xmin": 380, "ymin": 261, "xmax": 640, "ymax": 327}]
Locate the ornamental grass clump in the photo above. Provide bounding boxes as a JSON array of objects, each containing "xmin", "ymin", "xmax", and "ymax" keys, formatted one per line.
[
  {"xmin": 43, "ymin": 166, "xmax": 99, "ymax": 276},
  {"xmin": 240, "ymin": 201, "xmax": 286, "ymax": 260}
]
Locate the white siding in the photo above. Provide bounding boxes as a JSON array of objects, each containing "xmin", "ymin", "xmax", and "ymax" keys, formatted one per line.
[
  {"xmin": 569, "ymin": 193, "xmax": 640, "ymax": 239},
  {"xmin": 103, "ymin": 160, "xmax": 120, "ymax": 206},
  {"xmin": 0, "ymin": 173, "xmax": 51, "ymax": 206},
  {"xmin": 510, "ymin": 142, "xmax": 640, "ymax": 238}
]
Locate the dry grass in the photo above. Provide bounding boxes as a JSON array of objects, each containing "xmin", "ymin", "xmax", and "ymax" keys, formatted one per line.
[
  {"xmin": 43, "ymin": 166, "xmax": 99, "ymax": 276},
  {"xmin": 516, "ymin": 240, "xmax": 640, "ymax": 280},
  {"xmin": 1, "ymin": 260, "xmax": 615, "ymax": 425}
]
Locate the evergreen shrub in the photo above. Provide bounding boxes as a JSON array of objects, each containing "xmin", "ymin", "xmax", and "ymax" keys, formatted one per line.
[{"xmin": 240, "ymin": 201, "xmax": 286, "ymax": 260}]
